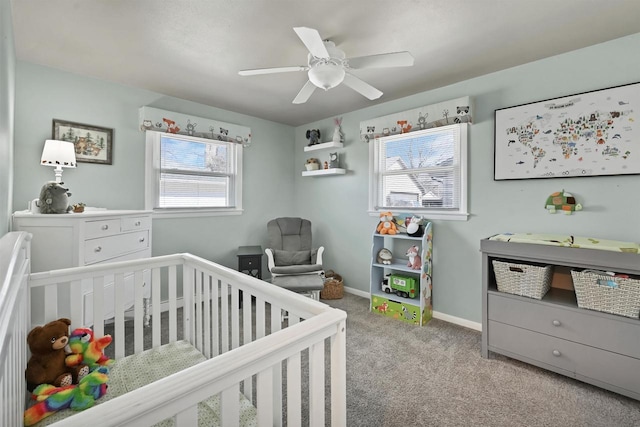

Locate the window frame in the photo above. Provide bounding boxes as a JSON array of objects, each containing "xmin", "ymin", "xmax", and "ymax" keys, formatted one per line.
[
  {"xmin": 144, "ymin": 131, "xmax": 243, "ymax": 218},
  {"xmin": 368, "ymin": 123, "xmax": 469, "ymax": 221}
]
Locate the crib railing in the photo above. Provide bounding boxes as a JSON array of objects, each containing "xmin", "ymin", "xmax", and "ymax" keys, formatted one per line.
[
  {"xmin": 0, "ymin": 232, "xmax": 31, "ymax": 427},
  {"xmin": 25, "ymin": 250, "xmax": 347, "ymax": 426}
]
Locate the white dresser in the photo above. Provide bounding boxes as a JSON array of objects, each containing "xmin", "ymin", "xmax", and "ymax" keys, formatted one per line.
[{"xmin": 13, "ymin": 209, "xmax": 152, "ymax": 326}]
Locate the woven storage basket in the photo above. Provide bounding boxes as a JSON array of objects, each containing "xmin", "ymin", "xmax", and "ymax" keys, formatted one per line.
[
  {"xmin": 321, "ymin": 270, "xmax": 344, "ymax": 300},
  {"xmin": 571, "ymin": 270, "xmax": 640, "ymax": 318},
  {"xmin": 492, "ymin": 260, "xmax": 553, "ymax": 300}
]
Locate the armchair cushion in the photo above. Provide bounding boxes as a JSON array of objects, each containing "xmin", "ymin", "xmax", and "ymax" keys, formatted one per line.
[
  {"xmin": 273, "ymin": 249, "xmax": 311, "ymax": 266},
  {"xmin": 271, "ymin": 264, "xmax": 324, "ymax": 275}
]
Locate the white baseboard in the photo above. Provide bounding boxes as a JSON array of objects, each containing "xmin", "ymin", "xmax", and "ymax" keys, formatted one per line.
[{"xmin": 343, "ymin": 285, "xmax": 482, "ymax": 331}]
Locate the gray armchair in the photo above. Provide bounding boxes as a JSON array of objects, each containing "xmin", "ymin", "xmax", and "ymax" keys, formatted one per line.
[{"xmin": 265, "ymin": 217, "xmax": 325, "ymax": 299}]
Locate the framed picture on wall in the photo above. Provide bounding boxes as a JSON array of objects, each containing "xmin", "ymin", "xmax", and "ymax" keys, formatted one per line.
[
  {"xmin": 52, "ymin": 119, "xmax": 114, "ymax": 165},
  {"xmin": 494, "ymin": 82, "xmax": 640, "ymax": 180}
]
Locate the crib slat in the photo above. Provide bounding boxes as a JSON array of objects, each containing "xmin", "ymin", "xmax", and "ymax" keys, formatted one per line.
[
  {"xmin": 168, "ymin": 265, "xmax": 177, "ymax": 343},
  {"xmin": 203, "ymin": 274, "xmax": 212, "ymax": 358},
  {"xmin": 221, "ymin": 385, "xmax": 240, "ymax": 427},
  {"xmin": 331, "ymin": 318, "xmax": 348, "ymax": 426},
  {"xmin": 256, "ymin": 368, "xmax": 274, "ymax": 427},
  {"xmin": 242, "ymin": 290, "xmax": 253, "ymax": 400},
  {"xmin": 183, "ymin": 266, "xmax": 193, "ymax": 344},
  {"xmin": 195, "ymin": 271, "xmax": 203, "ymax": 352},
  {"xmin": 256, "ymin": 298, "xmax": 266, "ymax": 340},
  {"xmin": 44, "ymin": 283, "xmax": 57, "ymax": 322},
  {"xmin": 231, "ymin": 286, "xmax": 239, "ymax": 350},
  {"xmin": 134, "ymin": 270, "xmax": 144, "ymax": 353},
  {"xmin": 271, "ymin": 303, "xmax": 283, "ymax": 427},
  {"xmin": 211, "ymin": 276, "xmax": 219, "ymax": 357},
  {"xmin": 221, "ymin": 280, "xmax": 229, "ymax": 353},
  {"xmin": 114, "ymin": 273, "xmax": 125, "ymax": 359},
  {"xmin": 92, "ymin": 276, "xmax": 105, "ymax": 338},
  {"xmin": 69, "ymin": 279, "xmax": 82, "ymax": 329},
  {"xmin": 152, "ymin": 267, "xmax": 161, "ymax": 348},
  {"xmin": 309, "ymin": 341, "xmax": 325, "ymax": 427},
  {"xmin": 287, "ymin": 352, "xmax": 302, "ymax": 426}
]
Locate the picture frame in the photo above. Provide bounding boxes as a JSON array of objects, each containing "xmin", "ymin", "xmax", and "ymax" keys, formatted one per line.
[
  {"xmin": 52, "ymin": 119, "xmax": 113, "ymax": 165},
  {"xmin": 494, "ymin": 82, "xmax": 640, "ymax": 180}
]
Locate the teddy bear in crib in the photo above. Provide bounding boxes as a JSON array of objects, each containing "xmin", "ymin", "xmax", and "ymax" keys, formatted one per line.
[
  {"xmin": 376, "ymin": 211, "xmax": 398, "ymax": 235},
  {"xmin": 38, "ymin": 181, "xmax": 72, "ymax": 214},
  {"xmin": 25, "ymin": 318, "xmax": 89, "ymax": 392},
  {"xmin": 406, "ymin": 245, "xmax": 422, "ymax": 270}
]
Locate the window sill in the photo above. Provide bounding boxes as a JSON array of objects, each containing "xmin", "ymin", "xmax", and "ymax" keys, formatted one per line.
[
  {"xmin": 368, "ymin": 210, "xmax": 469, "ymax": 221},
  {"xmin": 151, "ymin": 208, "xmax": 243, "ymax": 219}
]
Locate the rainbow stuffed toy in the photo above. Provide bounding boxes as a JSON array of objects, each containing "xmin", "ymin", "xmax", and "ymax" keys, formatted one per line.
[
  {"xmin": 23, "ymin": 367, "xmax": 109, "ymax": 426},
  {"xmin": 65, "ymin": 328, "xmax": 113, "ymax": 371}
]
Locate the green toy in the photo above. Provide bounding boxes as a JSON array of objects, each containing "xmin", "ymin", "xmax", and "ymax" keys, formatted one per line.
[{"xmin": 545, "ymin": 189, "xmax": 582, "ymax": 214}]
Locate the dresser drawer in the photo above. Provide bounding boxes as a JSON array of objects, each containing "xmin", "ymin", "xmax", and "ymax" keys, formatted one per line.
[
  {"xmin": 84, "ymin": 219, "xmax": 122, "ymax": 239},
  {"xmin": 488, "ymin": 292, "xmax": 640, "ymax": 358},
  {"xmin": 84, "ymin": 230, "xmax": 149, "ymax": 264},
  {"xmin": 488, "ymin": 321, "xmax": 640, "ymax": 396},
  {"xmin": 121, "ymin": 215, "xmax": 151, "ymax": 231}
]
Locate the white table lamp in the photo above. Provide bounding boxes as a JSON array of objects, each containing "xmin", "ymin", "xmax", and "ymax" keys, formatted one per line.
[{"xmin": 41, "ymin": 140, "xmax": 77, "ymax": 183}]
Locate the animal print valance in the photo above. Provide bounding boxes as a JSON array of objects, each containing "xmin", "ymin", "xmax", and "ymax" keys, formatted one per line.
[
  {"xmin": 138, "ymin": 106, "xmax": 252, "ymax": 146},
  {"xmin": 359, "ymin": 96, "xmax": 472, "ymax": 142}
]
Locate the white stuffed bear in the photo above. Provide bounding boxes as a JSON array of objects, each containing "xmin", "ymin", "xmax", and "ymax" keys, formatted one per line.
[{"xmin": 38, "ymin": 182, "xmax": 72, "ymax": 214}]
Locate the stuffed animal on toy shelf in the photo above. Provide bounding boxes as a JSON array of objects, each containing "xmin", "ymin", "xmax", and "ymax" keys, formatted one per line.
[
  {"xmin": 23, "ymin": 367, "xmax": 109, "ymax": 426},
  {"xmin": 376, "ymin": 211, "xmax": 398, "ymax": 235},
  {"xmin": 306, "ymin": 129, "xmax": 321, "ymax": 146},
  {"xmin": 406, "ymin": 245, "xmax": 422, "ymax": 270},
  {"xmin": 38, "ymin": 181, "xmax": 72, "ymax": 214},
  {"xmin": 25, "ymin": 318, "xmax": 89, "ymax": 392},
  {"xmin": 376, "ymin": 248, "xmax": 393, "ymax": 265},
  {"xmin": 406, "ymin": 215, "xmax": 425, "ymax": 237},
  {"xmin": 65, "ymin": 328, "xmax": 114, "ymax": 371}
]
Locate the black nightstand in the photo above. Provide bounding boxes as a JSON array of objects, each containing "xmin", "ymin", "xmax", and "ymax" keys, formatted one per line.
[{"xmin": 237, "ymin": 245, "xmax": 263, "ymax": 279}]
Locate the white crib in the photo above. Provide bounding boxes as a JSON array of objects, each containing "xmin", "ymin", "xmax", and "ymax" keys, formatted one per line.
[{"xmin": 0, "ymin": 232, "xmax": 347, "ymax": 427}]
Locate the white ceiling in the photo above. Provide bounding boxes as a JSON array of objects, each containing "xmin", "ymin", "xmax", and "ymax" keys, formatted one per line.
[{"xmin": 11, "ymin": 0, "xmax": 640, "ymax": 127}]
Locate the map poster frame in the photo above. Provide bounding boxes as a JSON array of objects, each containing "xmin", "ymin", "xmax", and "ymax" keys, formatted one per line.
[{"xmin": 494, "ymin": 82, "xmax": 639, "ymax": 180}]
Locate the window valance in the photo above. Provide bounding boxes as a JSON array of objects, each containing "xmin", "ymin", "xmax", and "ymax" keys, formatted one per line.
[
  {"xmin": 360, "ymin": 96, "xmax": 472, "ymax": 142},
  {"xmin": 139, "ymin": 106, "xmax": 251, "ymax": 146}
]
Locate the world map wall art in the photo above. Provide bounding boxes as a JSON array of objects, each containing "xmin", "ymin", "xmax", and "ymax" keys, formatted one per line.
[{"xmin": 494, "ymin": 82, "xmax": 639, "ymax": 180}]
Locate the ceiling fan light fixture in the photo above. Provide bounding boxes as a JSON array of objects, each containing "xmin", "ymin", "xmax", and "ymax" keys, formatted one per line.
[{"xmin": 308, "ymin": 63, "xmax": 345, "ymax": 90}]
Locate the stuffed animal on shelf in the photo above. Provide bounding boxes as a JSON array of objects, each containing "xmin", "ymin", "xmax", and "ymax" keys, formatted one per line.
[
  {"xmin": 23, "ymin": 367, "xmax": 109, "ymax": 426},
  {"xmin": 306, "ymin": 129, "xmax": 321, "ymax": 146},
  {"xmin": 65, "ymin": 328, "xmax": 114, "ymax": 371},
  {"xmin": 406, "ymin": 215, "xmax": 425, "ymax": 237},
  {"xmin": 406, "ymin": 245, "xmax": 422, "ymax": 270},
  {"xmin": 376, "ymin": 211, "xmax": 398, "ymax": 235},
  {"xmin": 38, "ymin": 182, "xmax": 73, "ymax": 214},
  {"xmin": 376, "ymin": 248, "xmax": 393, "ymax": 265},
  {"xmin": 25, "ymin": 318, "xmax": 89, "ymax": 392}
]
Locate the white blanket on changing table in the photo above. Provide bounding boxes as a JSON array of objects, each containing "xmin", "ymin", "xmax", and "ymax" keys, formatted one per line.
[
  {"xmin": 34, "ymin": 341, "xmax": 257, "ymax": 426},
  {"xmin": 489, "ymin": 233, "xmax": 640, "ymax": 254}
]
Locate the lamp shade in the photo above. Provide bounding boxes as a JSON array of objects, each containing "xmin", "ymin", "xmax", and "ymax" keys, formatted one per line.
[
  {"xmin": 41, "ymin": 140, "xmax": 77, "ymax": 169},
  {"xmin": 308, "ymin": 63, "xmax": 345, "ymax": 90}
]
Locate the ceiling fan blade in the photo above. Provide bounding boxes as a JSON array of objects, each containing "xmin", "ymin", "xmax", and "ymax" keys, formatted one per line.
[
  {"xmin": 343, "ymin": 73, "xmax": 383, "ymax": 100},
  {"xmin": 347, "ymin": 51, "xmax": 414, "ymax": 69},
  {"xmin": 292, "ymin": 81, "xmax": 317, "ymax": 104},
  {"xmin": 293, "ymin": 27, "xmax": 330, "ymax": 59},
  {"xmin": 238, "ymin": 66, "xmax": 307, "ymax": 76}
]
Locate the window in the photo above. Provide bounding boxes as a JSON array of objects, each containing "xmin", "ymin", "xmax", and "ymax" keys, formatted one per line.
[
  {"xmin": 369, "ymin": 123, "xmax": 468, "ymax": 220},
  {"xmin": 145, "ymin": 131, "xmax": 242, "ymax": 217}
]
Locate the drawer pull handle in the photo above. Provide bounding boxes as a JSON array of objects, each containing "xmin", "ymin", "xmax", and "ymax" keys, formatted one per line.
[
  {"xmin": 94, "ymin": 246, "xmax": 102, "ymax": 253},
  {"xmin": 101, "ymin": 225, "xmax": 109, "ymax": 230},
  {"xmin": 139, "ymin": 237, "xmax": 145, "ymax": 243},
  {"xmin": 552, "ymin": 320, "xmax": 561, "ymax": 327},
  {"xmin": 552, "ymin": 349, "xmax": 561, "ymax": 357},
  {"xmin": 135, "ymin": 221, "xmax": 141, "ymax": 226}
]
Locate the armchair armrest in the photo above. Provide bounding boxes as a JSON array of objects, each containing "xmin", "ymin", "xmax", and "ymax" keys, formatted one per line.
[
  {"xmin": 265, "ymin": 248, "xmax": 276, "ymax": 272},
  {"xmin": 315, "ymin": 246, "xmax": 325, "ymax": 265}
]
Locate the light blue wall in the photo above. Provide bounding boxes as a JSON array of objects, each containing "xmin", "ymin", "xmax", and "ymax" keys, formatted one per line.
[
  {"xmin": 13, "ymin": 62, "xmax": 295, "ymax": 269},
  {"xmin": 0, "ymin": 0, "xmax": 15, "ymax": 234},
  {"xmin": 7, "ymin": 30, "xmax": 640, "ymax": 324},
  {"xmin": 295, "ymin": 33, "xmax": 640, "ymax": 323}
]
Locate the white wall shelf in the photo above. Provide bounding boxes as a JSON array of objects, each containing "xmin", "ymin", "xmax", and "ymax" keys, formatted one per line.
[
  {"xmin": 302, "ymin": 168, "xmax": 346, "ymax": 177},
  {"xmin": 304, "ymin": 141, "xmax": 344, "ymax": 152}
]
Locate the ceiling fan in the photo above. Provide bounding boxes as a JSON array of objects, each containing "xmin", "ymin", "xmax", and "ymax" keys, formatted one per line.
[{"xmin": 238, "ymin": 27, "xmax": 414, "ymax": 104}]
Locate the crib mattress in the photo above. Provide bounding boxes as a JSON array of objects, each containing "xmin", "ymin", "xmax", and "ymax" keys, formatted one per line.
[
  {"xmin": 32, "ymin": 340, "xmax": 257, "ymax": 426},
  {"xmin": 489, "ymin": 233, "xmax": 640, "ymax": 253}
]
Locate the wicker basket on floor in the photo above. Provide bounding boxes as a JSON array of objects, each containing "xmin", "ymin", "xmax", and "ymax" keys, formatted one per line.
[
  {"xmin": 492, "ymin": 260, "xmax": 553, "ymax": 300},
  {"xmin": 571, "ymin": 270, "xmax": 640, "ymax": 318},
  {"xmin": 321, "ymin": 270, "xmax": 344, "ymax": 300}
]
